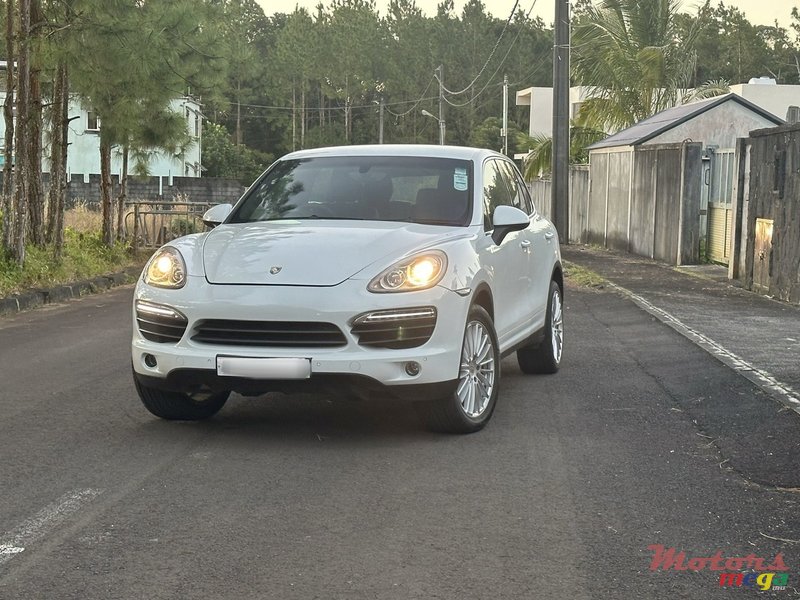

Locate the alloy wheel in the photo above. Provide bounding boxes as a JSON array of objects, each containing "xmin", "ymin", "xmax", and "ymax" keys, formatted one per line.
[{"xmin": 456, "ymin": 320, "xmax": 496, "ymax": 418}]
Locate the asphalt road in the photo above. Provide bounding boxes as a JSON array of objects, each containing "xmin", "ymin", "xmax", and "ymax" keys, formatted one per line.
[{"xmin": 1, "ymin": 284, "xmax": 799, "ymax": 599}]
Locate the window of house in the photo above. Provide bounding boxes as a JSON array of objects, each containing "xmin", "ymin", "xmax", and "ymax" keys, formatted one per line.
[{"xmin": 86, "ymin": 112, "xmax": 100, "ymax": 131}]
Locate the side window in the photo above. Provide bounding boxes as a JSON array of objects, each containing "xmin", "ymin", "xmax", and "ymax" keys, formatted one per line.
[
  {"xmin": 498, "ymin": 160, "xmax": 533, "ymax": 215},
  {"xmin": 482, "ymin": 159, "xmax": 515, "ymax": 230}
]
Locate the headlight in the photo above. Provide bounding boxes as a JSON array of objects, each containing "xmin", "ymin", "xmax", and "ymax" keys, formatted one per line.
[
  {"xmin": 143, "ymin": 247, "xmax": 187, "ymax": 289},
  {"xmin": 368, "ymin": 251, "xmax": 447, "ymax": 293}
]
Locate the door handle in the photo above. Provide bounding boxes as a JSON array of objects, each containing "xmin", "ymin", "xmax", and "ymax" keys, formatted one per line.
[
  {"xmin": 520, "ymin": 240, "xmax": 531, "ymax": 250},
  {"xmin": 544, "ymin": 231, "xmax": 555, "ymax": 241}
]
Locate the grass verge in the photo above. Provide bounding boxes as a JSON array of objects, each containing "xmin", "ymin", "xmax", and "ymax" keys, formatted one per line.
[
  {"xmin": 563, "ymin": 259, "xmax": 606, "ymax": 289},
  {"xmin": 0, "ymin": 228, "xmax": 148, "ymax": 297}
]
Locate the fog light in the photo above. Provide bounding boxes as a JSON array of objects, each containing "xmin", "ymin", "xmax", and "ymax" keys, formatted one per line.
[
  {"xmin": 405, "ymin": 361, "xmax": 421, "ymax": 376},
  {"xmin": 143, "ymin": 354, "xmax": 158, "ymax": 368}
]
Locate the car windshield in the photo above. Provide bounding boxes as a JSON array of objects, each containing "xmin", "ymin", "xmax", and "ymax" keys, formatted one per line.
[{"xmin": 229, "ymin": 156, "xmax": 473, "ymax": 227}]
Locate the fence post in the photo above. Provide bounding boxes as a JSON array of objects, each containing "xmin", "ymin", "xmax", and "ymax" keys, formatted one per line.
[{"xmin": 133, "ymin": 203, "xmax": 140, "ymax": 253}]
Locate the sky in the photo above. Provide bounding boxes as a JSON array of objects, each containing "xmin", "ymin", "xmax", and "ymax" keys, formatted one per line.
[{"xmin": 255, "ymin": 0, "xmax": 797, "ymax": 28}]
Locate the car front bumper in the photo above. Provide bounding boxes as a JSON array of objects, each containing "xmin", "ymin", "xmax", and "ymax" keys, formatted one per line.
[{"xmin": 132, "ymin": 275, "xmax": 469, "ymax": 398}]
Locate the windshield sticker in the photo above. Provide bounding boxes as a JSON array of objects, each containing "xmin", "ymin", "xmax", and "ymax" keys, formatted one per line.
[{"xmin": 453, "ymin": 168, "xmax": 468, "ymax": 191}]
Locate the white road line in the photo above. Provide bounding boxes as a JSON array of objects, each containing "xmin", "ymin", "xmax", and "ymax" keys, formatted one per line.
[
  {"xmin": 607, "ymin": 282, "xmax": 800, "ymax": 416},
  {"xmin": 0, "ymin": 488, "xmax": 103, "ymax": 566}
]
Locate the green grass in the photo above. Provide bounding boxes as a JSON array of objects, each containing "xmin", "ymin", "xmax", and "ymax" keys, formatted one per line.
[
  {"xmin": 563, "ymin": 260, "xmax": 606, "ymax": 289},
  {"xmin": 0, "ymin": 228, "xmax": 148, "ymax": 297}
]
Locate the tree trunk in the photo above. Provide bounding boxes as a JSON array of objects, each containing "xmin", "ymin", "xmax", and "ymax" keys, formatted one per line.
[
  {"xmin": 291, "ymin": 84, "xmax": 296, "ymax": 151},
  {"xmin": 300, "ymin": 86, "xmax": 305, "ymax": 149},
  {"xmin": 116, "ymin": 145, "xmax": 128, "ymax": 242},
  {"xmin": 319, "ymin": 85, "xmax": 324, "ymax": 130},
  {"xmin": 26, "ymin": 0, "xmax": 44, "ymax": 247},
  {"xmin": 2, "ymin": 0, "xmax": 15, "ymax": 256},
  {"xmin": 344, "ymin": 76, "xmax": 350, "ymax": 143},
  {"xmin": 47, "ymin": 62, "xmax": 68, "ymax": 256},
  {"xmin": 12, "ymin": 0, "xmax": 31, "ymax": 265},
  {"xmin": 235, "ymin": 80, "xmax": 242, "ymax": 146},
  {"xmin": 100, "ymin": 140, "xmax": 114, "ymax": 246}
]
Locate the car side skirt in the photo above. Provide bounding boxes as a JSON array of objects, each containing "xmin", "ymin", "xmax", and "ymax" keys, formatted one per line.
[{"xmin": 500, "ymin": 325, "xmax": 545, "ymax": 358}]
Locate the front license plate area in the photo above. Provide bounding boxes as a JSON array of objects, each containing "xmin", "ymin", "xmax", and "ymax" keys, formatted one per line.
[{"xmin": 216, "ymin": 356, "xmax": 312, "ymax": 380}]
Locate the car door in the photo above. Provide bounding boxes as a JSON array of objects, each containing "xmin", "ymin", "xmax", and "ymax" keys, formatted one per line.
[
  {"xmin": 477, "ymin": 159, "xmax": 531, "ymax": 345},
  {"xmin": 499, "ymin": 160, "xmax": 553, "ymax": 328}
]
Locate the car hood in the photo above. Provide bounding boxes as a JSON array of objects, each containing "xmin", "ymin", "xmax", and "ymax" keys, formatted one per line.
[{"xmin": 202, "ymin": 220, "xmax": 461, "ymax": 286}]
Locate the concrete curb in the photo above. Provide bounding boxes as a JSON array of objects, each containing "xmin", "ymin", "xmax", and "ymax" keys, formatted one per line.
[
  {"xmin": 605, "ymin": 280, "xmax": 800, "ymax": 419},
  {"xmin": 0, "ymin": 266, "xmax": 143, "ymax": 318}
]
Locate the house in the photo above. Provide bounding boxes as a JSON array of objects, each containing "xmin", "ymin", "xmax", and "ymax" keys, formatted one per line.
[
  {"xmin": 0, "ymin": 62, "xmax": 202, "ymax": 180},
  {"xmin": 515, "ymin": 85, "xmax": 596, "ymax": 139},
  {"xmin": 538, "ymin": 94, "xmax": 783, "ymax": 265},
  {"xmin": 730, "ymin": 122, "xmax": 800, "ymax": 304},
  {"xmin": 516, "ymin": 78, "xmax": 799, "ymax": 139},
  {"xmin": 64, "ymin": 97, "xmax": 203, "ymax": 179}
]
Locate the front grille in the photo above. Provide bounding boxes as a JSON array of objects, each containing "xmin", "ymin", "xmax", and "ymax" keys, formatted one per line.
[
  {"xmin": 191, "ymin": 319, "xmax": 347, "ymax": 348},
  {"xmin": 351, "ymin": 307, "xmax": 437, "ymax": 350},
  {"xmin": 136, "ymin": 304, "xmax": 188, "ymax": 344}
]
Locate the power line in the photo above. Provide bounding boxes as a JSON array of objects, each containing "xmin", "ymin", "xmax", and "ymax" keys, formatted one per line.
[
  {"xmin": 441, "ymin": 0, "xmax": 540, "ymax": 108},
  {"xmin": 436, "ymin": 0, "xmax": 520, "ymax": 97},
  {"xmin": 385, "ymin": 75, "xmax": 437, "ymax": 117}
]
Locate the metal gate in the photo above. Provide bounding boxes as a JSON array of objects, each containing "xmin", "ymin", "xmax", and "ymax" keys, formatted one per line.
[
  {"xmin": 125, "ymin": 200, "xmax": 215, "ymax": 250},
  {"xmin": 706, "ymin": 148, "xmax": 736, "ymax": 264}
]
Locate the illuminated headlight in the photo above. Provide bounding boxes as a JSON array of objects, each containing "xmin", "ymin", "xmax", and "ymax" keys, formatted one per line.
[
  {"xmin": 143, "ymin": 247, "xmax": 187, "ymax": 289},
  {"xmin": 368, "ymin": 251, "xmax": 447, "ymax": 293}
]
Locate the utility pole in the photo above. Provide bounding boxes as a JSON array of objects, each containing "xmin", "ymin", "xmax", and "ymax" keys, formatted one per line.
[
  {"xmin": 378, "ymin": 96, "xmax": 385, "ymax": 144},
  {"xmin": 502, "ymin": 74, "xmax": 509, "ymax": 155},
  {"xmin": 552, "ymin": 0, "xmax": 570, "ymax": 242},
  {"xmin": 437, "ymin": 64, "xmax": 445, "ymax": 145}
]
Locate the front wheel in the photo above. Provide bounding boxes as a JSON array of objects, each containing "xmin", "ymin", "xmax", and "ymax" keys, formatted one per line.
[
  {"xmin": 134, "ymin": 374, "xmax": 230, "ymax": 421},
  {"xmin": 517, "ymin": 279, "xmax": 564, "ymax": 374},
  {"xmin": 416, "ymin": 305, "xmax": 500, "ymax": 434}
]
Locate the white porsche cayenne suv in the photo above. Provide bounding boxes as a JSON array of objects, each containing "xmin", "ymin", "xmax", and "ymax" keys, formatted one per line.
[{"xmin": 132, "ymin": 145, "xmax": 563, "ymax": 433}]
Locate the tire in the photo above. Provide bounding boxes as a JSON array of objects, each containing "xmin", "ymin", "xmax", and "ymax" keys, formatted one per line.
[
  {"xmin": 416, "ymin": 305, "xmax": 500, "ymax": 434},
  {"xmin": 517, "ymin": 280, "xmax": 564, "ymax": 375},
  {"xmin": 134, "ymin": 374, "xmax": 229, "ymax": 421}
]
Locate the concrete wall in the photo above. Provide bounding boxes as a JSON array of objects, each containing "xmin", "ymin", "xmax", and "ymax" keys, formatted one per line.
[
  {"xmin": 741, "ymin": 123, "xmax": 800, "ymax": 304},
  {"xmin": 648, "ymin": 102, "xmax": 780, "ymax": 149},
  {"xmin": 584, "ymin": 143, "xmax": 702, "ymax": 264},
  {"xmin": 526, "ymin": 166, "xmax": 589, "ymax": 244},
  {"xmin": 0, "ymin": 173, "xmax": 246, "ymax": 208},
  {"xmin": 569, "ymin": 166, "xmax": 590, "ymax": 244}
]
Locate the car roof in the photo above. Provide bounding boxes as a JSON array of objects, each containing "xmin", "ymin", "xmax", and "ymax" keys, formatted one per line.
[{"xmin": 281, "ymin": 144, "xmax": 499, "ymax": 163}]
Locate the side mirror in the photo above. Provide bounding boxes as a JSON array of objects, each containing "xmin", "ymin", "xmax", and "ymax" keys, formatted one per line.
[
  {"xmin": 491, "ymin": 205, "xmax": 529, "ymax": 245},
  {"xmin": 202, "ymin": 203, "xmax": 233, "ymax": 228}
]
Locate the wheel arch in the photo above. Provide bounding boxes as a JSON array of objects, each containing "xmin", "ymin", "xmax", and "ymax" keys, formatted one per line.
[
  {"xmin": 552, "ymin": 262, "xmax": 564, "ymax": 296},
  {"xmin": 470, "ymin": 283, "xmax": 494, "ymax": 322}
]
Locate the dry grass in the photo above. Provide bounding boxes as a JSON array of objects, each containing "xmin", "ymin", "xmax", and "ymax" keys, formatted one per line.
[{"xmin": 64, "ymin": 200, "xmax": 103, "ymax": 232}]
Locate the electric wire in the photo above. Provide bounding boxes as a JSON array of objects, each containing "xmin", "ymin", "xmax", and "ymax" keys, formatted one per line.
[
  {"xmin": 436, "ymin": 0, "xmax": 520, "ymax": 97},
  {"xmin": 441, "ymin": 0, "xmax": 540, "ymax": 108},
  {"xmin": 384, "ymin": 75, "xmax": 437, "ymax": 117}
]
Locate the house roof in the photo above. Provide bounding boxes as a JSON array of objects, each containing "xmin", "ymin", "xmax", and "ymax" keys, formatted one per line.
[{"xmin": 587, "ymin": 93, "xmax": 784, "ymax": 150}]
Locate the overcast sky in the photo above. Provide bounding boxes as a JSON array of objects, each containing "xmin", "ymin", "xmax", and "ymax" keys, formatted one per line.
[{"xmin": 255, "ymin": 0, "xmax": 797, "ymax": 27}]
